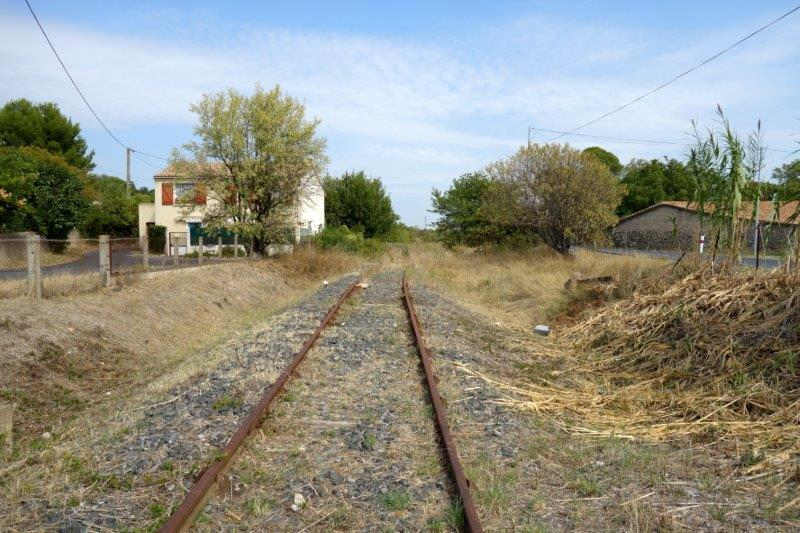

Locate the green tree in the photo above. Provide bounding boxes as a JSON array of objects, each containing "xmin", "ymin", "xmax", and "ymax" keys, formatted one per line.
[
  {"xmin": 583, "ymin": 146, "xmax": 622, "ymax": 175},
  {"xmin": 171, "ymin": 85, "xmax": 327, "ymax": 252},
  {"xmin": 0, "ymin": 146, "xmax": 87, "ymax": 249},
  {"xmin": 0, "ymin": 99, "xmax": 95, "ymax": 171},
  {"xmin": 81, "ymin": 175, "xmax": 153, "ymax": 237},
  {"xmin": 323, "ymin": 171, "xmax": 398, "ymax": 238},
  {"xmin": 617, "ymin": 158, "xmax": 694, "ymax": 216},
  {"xmin": 773, "ymin": 159, "xmax": 800, "ymax": 200},
  {"xmin": 484, "ymin": 144, "xmax": 622, "ymax": 253},
  {"xmin": 431, "ymin": 172, "xmax": 511, "ymax": 246}
]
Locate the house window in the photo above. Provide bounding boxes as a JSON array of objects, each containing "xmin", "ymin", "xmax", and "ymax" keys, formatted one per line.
[
  {"xmin": 175, "ymin": 182, "xmax": 206, "ymax": 205},
  {"xmin": 175, "ymin": 182, "xmax": 195, "ymax": 200}
]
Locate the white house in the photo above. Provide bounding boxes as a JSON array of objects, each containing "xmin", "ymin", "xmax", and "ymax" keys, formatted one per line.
[{"xmin": 138, "ymin": 166, "xmax": 325, "ymax": 255}]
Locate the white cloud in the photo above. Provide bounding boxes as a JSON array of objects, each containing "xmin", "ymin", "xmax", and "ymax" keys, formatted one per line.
[{"xmin": 0, "ymin": 8, "xmax": 797, "ymax": 224}]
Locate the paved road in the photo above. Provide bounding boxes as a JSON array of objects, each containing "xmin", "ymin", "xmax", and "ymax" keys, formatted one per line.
[
  {"xmin": 0, "ymin": 249, "xmax": 228, "ymax": 280},
  {"xmin": 589, "ymin": 247, "xmax": 782, "ymax": 270}
]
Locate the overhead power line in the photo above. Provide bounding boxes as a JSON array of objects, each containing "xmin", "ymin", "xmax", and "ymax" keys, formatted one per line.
[
  {"xmin": 533, "ymin": 127, "xmax": 682, "ymax": 146},
  {"xmin": 531, "ymin": 126, "xmax": 797, "ymax": 154},
  {"xmin": 23, "ymin": 0, "xmax": 169, "ymax": 163},
  {"xmin": 549, "ymin": 4, "xmax": 800, "ymax": 142}
]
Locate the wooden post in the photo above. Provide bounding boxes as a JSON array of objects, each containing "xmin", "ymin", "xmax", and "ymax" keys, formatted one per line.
[
  {"xmin": 217, "ymin": 236, "xmax": 223, "ymax": 257},
  {"xmin": 233, "ymin": 234, "xmax": 239, "ymax": 258},
  {"xmin": 142, "ymin": 235, "xmax": 149, "ymax": 271},
  {"xmin": 198, "ymin": 236, "xmax": 204, "ymax": 265},
  {"xmin": 0, "ymin": 402, "xmax": 12, "ymax": 458},
  {"xmin": 99, "ymin": 235, "xmax": 111, "ymax": 287},
  {"xmin": 26, "ymin": 234, "xmax": 42, "ymax": 302}
]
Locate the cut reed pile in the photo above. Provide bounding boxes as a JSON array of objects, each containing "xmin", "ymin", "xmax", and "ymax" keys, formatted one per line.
[{"xmin": 474, "ymin": 267, "xmax": 800, "ymax": 479}]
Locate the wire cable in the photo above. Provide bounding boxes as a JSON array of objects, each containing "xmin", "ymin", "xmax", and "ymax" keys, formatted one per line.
[
  {"xmin": 24, "ymin": 0, "xmax": 170, "ymax": 162},
  {"xmin": 548, "ymin": 4, "xmax": 800, "ymax": 142},
  {"xmin": 531, "ymin": 127, "xmax": 796, "ymax": 154}
]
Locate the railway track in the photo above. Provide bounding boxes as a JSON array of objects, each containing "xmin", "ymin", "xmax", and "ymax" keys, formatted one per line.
[{"xmin": 159, "ymin": 271, "xmax": 482, "ymax": 532}]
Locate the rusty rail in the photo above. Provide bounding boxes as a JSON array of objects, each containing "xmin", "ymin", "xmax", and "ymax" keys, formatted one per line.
[
  {"xmin": 402, "ymin": 272, "xmax": 483, "ymax": 533},
  {"xmin": 159, "ymin": 279, "xmax": 361, "ymax": 533}
]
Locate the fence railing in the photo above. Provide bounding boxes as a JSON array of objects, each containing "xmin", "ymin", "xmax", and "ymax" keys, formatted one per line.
[{"xmin": 0, "ymin": 233, "xmax": 295, "ymax": 301}]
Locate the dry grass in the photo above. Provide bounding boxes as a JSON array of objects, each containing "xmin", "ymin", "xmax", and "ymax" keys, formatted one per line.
[
  {"xmin": 404, "ymin": 242, "xmax": 667, "ymax": 330},
  {"xmin": 0, "ymin": 240, "xmax": 96, "ymax": 270},
  {"xmin": 457, "ymin": 265, "xmax": 800, "ymax": 520},
  {"xmin": 0, "ymin": 249, "xmax": 361, "ymax": 440}
]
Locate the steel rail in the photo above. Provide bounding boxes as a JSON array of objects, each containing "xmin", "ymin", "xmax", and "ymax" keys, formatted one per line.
[
  {"xmin": 401, "ymin": 273, "xmax": 484, "ymax": 533},
  {"xmin": 159, "ymin": 279, "xmax": 361, "ymax": 533}
]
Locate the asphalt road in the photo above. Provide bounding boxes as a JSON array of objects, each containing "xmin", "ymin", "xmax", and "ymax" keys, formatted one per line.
[
  {"xmin": 590, "ymin": 247, "xmax": 782, "ymax": 270},
  {"xmin": 0, "ymin": 249, "xmax": 227, "ymax": 280}
]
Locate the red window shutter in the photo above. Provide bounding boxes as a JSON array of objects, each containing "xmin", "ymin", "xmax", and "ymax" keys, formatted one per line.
[
  {"xmin": 195, "ymin": 185, "xmax": 207, "ymax": 205},
  {"xmin": 162, "ymin": 182, "xmax": 173, "ymax": 205}
]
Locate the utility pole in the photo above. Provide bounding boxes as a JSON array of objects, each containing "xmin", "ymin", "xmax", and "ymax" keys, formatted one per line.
[
  {"xmin": 527, "ymin": 126, "xmax": 532, "ymax": 149},
  {"xmin": 125, "ymin": 147, "xmax": 132, "ymax": 196}
]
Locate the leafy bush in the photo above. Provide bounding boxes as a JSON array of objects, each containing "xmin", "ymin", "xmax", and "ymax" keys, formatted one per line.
[
  {"xmin": 147, "ymin": 225, "xmax": 166, "ymax": 254},
  {"xmin": 314, "ymin": 225, "xmax": 385, "ymax": 256},
  {"xmin": 323, "ymin": 171, "xmax": 398, "ymax": 238}
]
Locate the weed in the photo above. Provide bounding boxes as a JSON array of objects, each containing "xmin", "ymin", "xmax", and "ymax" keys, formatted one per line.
[
  {"xmin": 211, "ymin": 393, "xmax": 243, "ymax": 411},
  {"xmin": 149, "ymin": 502, "xmax": 166, "ymax": 519},
  {"xmin": 380, "ymin": 489, "xmax": 411, "ymax": 512}
]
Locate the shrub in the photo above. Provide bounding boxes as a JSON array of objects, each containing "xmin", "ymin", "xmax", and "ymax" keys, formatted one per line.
[
  {"xmin": 314, "ymin": 225, "xmax": 385, "ymax": 256},
  {"xmin": 147, "ymin": 225, "xmax": 166, "ymax": 254}
]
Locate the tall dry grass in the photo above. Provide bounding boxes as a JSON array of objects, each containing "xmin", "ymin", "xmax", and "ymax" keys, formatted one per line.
[{"xmin": 404, "ymin": 242, "xmax": 667, "ymax": 329}]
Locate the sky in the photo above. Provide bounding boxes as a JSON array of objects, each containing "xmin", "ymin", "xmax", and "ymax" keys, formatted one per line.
[{"xmin": 1, "ymin": 1, "xmax": 798, "ymax": 226}]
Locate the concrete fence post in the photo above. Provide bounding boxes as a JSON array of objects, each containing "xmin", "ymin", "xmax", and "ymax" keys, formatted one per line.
[
  {"xmin": 198, "ymin": 236, "xmax": 204, "ymax": 265},
  {"xmin": 233, "ymin": 234, "xmax": 239, "ymax": 258},
  {"xmin": 217, "ymin": 236, "xmax": 223, "ymax": 257},
  {"xmin": 142, "ymin": 235, "xmax": 149, "ymax": 271},
  {"xmin": 99, "ymin": 235, "xmax": 111, "ymax": 287},
  {"xmin": 26, "ymin": 234, "xmax": 42, "ymax": 302}
]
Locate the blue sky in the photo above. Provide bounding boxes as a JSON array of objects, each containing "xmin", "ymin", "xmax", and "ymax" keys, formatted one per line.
[{"xmin": 2, "ymin": 1, "xmax": 798, "ymax": 226}]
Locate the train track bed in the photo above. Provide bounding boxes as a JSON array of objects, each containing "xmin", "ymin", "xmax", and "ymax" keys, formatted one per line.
[
  {"xmin": 409, "ymin": 283, "xmax": 774, "ymax": 531},
  {"xmin": 16, "ymin": 275, "xmax": 359, "ymax": 532},
  {"xmin": 199, "ymin": 271, "xmax": 456, "ymax": 531}
]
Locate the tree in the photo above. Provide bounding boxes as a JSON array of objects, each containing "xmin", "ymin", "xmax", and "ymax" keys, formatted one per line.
[
  {"xmin": 773, "ymin": 159, "xmax": 800, "ymax": 201},
  {"xmin": 617, "ymin": 158, "xmax": 694, "ymax": 215},
  {"xmin": 583, "ymin": 146, "xmax": 622, "ymax": 175},
  {"xmin": 172, "ymin": 85, "xmax": 327, "ymax": 252},
  {"xmin": 430, "ymin": 171, "xmax": 526, "ymax": 247},
  {"xmin": 0, "ymin": 99, "xmax": 95, "ymax": 171},
  {"xmin": 0, "ymin": 146, "xmax": 87, "ymax": 249},
  {"xmin": 81, "ymin": 175, "xmax": 153, "ymax": 237},
  {"xmin": 323, "ymin": 171, "xmax": 398, "ymax": 238},
  {"xmin": 484, "ymin": 144, "xmax": 622, "ymax": 253}
]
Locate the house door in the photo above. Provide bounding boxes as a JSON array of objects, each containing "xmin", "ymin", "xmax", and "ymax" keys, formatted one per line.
[{"xmin": 188, "ymin": 222, "xmax": 203, "ymax": 246}]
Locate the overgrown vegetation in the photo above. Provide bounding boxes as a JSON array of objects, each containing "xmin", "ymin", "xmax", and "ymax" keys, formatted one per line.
[
  {"xmin": 170, "ymin": 85, "xmax": 327, "ymax": 252},
  {"xmin": 324, "ymin": 171, "xmax": 398, "ymax": 238}
]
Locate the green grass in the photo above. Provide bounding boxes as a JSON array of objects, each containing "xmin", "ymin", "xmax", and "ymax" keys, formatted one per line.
[{"xmin": 380, "ymin": 489, "xmax": 411, "ymax": 511}]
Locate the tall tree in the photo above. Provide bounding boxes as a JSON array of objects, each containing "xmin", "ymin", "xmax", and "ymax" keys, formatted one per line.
[
  {"xmin": 583, "ymin": 146, "xmax": 622, "ymax": 175},
  {"xmin": 484, "ymin": 144, "xmax": 622, "ymax": 253},
  {"xmin": 431, "ymin": 171, "xmax": 519, "ymax": 247},
  {"xmin": 617, "ymin": 158, "xmax": 694, "ymax": 215},
  {"xmin": 81, "ymin": 175, "xmax": 153, "ymax": 237},
  {"xmin": 0, "ymin": 99, "xmax": 95, "ymax": 171},
  {"xmin": 172, "ymin": 85, "xmax": 327, "ymax": 252},
  {"xmin": 324, "ymin": 171, "xmax": 397, "ymax": 238},
  {"xmin": 773, "ymin": 159, "xmax": 800, "ymax": 201},
  {"xmin": 0, "ymin": 147, "xmax": 87, "ymax": 249}
]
